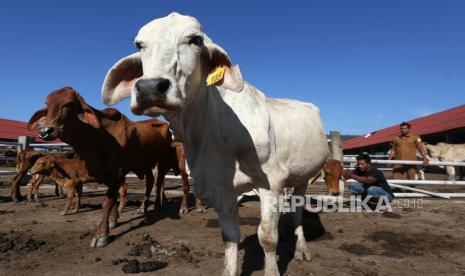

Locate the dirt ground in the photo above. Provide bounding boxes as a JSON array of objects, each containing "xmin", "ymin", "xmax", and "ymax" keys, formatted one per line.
[{"xmin": 0, "ymin": 171, "xmax": 465, "ymax": 276}]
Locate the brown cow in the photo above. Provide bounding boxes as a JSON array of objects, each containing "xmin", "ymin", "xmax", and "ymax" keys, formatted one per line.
[
  {"xmin": 323, "ymin": 159, "xmax": 343, "ymax": 196},
  {"xmin": 10, "ymin": 149, "xmax": 74, "ymax": 202},
  {"xmin": 30, "ymin": 156, "xmax": 94, "ymax": 215},
  {"xmin": 27, "ymin": 87, "xmax": 195, "ymax": 247},
  {"xmin": 170, "ymin": 141, "xmax": 205, "ymax": 212}
]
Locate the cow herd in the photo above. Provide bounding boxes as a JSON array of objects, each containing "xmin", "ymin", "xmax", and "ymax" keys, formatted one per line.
[{"xmin": 8, "ymin": 11, "xmax": 463, "ymax": 276}]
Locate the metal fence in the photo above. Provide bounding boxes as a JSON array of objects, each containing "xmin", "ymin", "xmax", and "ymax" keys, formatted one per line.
[
  {"xmin": 0, "ymin": 136, "xmax": 183, "ymax": 179},
  {"xmin": 2, "ymin": 135, "xmax": 464, "ymax": 197},
  {"xmin": 0, "ymin": 140, "xmax": 72, "ymax": 163},
  {"xmin": 0, "ymin": 141, "xmax": 20, "ymax": 162}
]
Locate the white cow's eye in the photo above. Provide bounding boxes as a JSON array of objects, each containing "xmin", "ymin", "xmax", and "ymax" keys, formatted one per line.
[
  {"xmin": 188, "ymin": 36, "xmax": 203, "ymax": 47},
  {"xmin": 135, "ymin": 41, "xmax": 143, "ymax": 50}
]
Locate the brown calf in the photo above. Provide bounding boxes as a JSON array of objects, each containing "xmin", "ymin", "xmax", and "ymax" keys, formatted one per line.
[
  {"xmin": 27, "ymin": 87, "xmax": 193, "ymax": 247},
  {"xmin": 283, "ymin": 160, "xmax": 343, "ymax": 198},
  {"xmin": 10, "ymin": 149, "xmax": 74, "ymax": 202},
  {"xmin": 30, "ymin": 156, "xmax": 95, "ymax": 215},
  {"xmin": 323, "ymin": 159, "xmax": 343, "ymax": 196}
]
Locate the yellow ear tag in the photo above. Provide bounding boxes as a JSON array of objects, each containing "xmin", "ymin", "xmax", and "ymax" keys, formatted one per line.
[{"xmin": 206, "ymin": 66, "xmax": 225, "ymax": 86}]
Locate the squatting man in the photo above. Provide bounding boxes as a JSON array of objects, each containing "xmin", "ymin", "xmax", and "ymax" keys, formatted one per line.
[{"xmin": 343, "ymin": 153, "xmax": 395, "ymax": 208}]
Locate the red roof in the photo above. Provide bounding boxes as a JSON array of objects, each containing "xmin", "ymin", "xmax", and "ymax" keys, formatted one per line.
[
  {"xmin": 342, "ymin": 104, "xmax": 465, "ymax": 150},
  {"xmin": 0, "ymin": 118, "xmax": 60, "ymax": 143}
]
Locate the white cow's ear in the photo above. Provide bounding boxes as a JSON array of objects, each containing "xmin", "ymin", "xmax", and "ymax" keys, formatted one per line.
[
  {"xmin": 101, "ymin": 52, "xmax": 143, "ymax": 105},
  {"xmin": 204, "ymin": 39, "xmax": 244, "ymax": 92},
  {"xmin": 223, "ymin": 65, "xmax": 244, "ymax": 92}
]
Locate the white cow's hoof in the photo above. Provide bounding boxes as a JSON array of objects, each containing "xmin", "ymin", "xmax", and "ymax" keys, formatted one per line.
[
  {"xmin": 264, "ymin": 267, "xmax": 280, "ymax": 276},
  {"xmin": 196, "ymin": 207, "xmax": 207, "ymax": 213},
  {"xmin": 221, "ymin": 269, "xmax": 238, "ymax": 276},
  {"xmin": 60, "ymin": 211, "xmax": 68, "ymax": 216},
  {"xmin": 294, "ymin": 247, "xmax": 312, "ymax": 261},
  {"xmin": 109, "ymin": 221, "xmax": 117, "ymax": 229},
  {"xmin": 179, "ymin": 207, "xmax": 189, "ymax": 215},
  {"xmin": 136, "ymin": 207, "xmax": 146, "ymax": 214},
  {"xmin": 90, "ymin": 236, "xmax": 109, "ymax": 247}
]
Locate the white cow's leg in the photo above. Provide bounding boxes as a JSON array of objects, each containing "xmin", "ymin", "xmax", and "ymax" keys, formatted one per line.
[
  {"xmin": 236, "ymin": 189, "xmax": 258, "ymax": 203},
  {"xmin": 446, "ymin": 166, "xmax": 456, "ymax": 180},
  {"xmin": 419, "ymin": 169, "xmax": 425, "ymax": 181},
  {"xmin": 257, "ymin": 188, "xmax": 280, "ymax": 276},
  {"xmin": 291, "ymin": 184, "xmax": 312, "ymax": 261},
  {"xmin": 218, "ymin": 209, "xmax": 240, "ymax": 276}
]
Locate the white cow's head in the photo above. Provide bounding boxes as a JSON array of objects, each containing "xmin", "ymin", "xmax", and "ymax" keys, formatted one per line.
[{"xmin": 101, "ymin": 12, "xmax": 244, "ymax": 116}]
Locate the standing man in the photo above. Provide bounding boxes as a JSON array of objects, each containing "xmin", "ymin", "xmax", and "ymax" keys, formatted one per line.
[{"xmin": 388, "ymin": 122, "xmax": 429, "ymax": 179}]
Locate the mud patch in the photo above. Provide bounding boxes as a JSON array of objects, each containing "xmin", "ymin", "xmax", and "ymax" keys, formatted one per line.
[
  {"xmin": 340, "ymin": 243, "xmax": 376, "ymax": 256},
  {"xmin": 112, "ymin": 258, "xmax": 129, "ymax": 265},
  {"xmin": 127, "ymin": 234, "xmax": 198, "ymax": 262},
  {"xmin": 341, "ymin": 264, "xmax": 379, "ymax": 276},
  {"xmin": 122, "ymin": 259, "xmax": 168, "ymax": 273},
  {"xmin": 382, "ymin": 212, "xmax": 402, "ymax": 219},
  {"xmin": 0, "ymin": 209, "xmax": 14, "ymax": 215},
  {"xmin": 368, "ymin": 231, "xmax": 423, "ymax": 257},
  {"xmin": 0, "ymin": 233, "xmax": 47, "ymax": 253},
  {"xmin": 368, "ymin": 230, "xmax": 464, "ymax": 258}
]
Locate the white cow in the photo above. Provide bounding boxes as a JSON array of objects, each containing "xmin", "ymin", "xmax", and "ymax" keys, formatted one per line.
[
  {"xmin": 425, "ymin": 143, "xmax": 465, "ymax": 180},
  {"xmin": 101, "ymin": 12, "xmax": 329, "ymax": 275}
]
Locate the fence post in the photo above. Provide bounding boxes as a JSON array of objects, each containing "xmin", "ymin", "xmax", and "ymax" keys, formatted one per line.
[
  {"xmin": 329, "ymin": 131, "xmax": 343, "ymax": 161},
  {"xmin": 17, "ymin": 136, "xmax": 34, "ymax": 152},
  {"xmin": 329, "ymin": 131, "xmax": 345, "ymax": 195},
  {"xmin": 15, "ymin": 136, "xmax": 33, "ymax": 172}
]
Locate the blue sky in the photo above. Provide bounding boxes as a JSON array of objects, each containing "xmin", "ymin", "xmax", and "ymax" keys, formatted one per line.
[{"xmin": 0, "ymin": 0, "xmax": 464, "ymax": 134}]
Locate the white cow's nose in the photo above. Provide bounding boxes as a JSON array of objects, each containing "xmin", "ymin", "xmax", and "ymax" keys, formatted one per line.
[{"xmin": 135, "ymin": 78, "xmax": 171, "ymax": 96}]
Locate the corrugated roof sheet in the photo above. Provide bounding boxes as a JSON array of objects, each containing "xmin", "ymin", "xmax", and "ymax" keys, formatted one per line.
[
  {"xmin": 0, "ymin": 118, "xmax": 60, "ymax": 143},
  {"xmin": 342, "ymin": 104, "xmax": 465, "ymax": 150}
]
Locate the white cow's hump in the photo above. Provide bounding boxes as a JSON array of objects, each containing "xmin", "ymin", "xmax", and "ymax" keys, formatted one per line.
[{"xmin": 265, "ymin": 97, "xmax": 320, "ymax": 115}]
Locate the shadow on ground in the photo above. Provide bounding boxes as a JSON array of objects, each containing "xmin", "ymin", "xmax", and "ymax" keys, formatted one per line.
[{"xmin": 239, "ymin": 210, "xmax": 325, "ymax": 276}]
